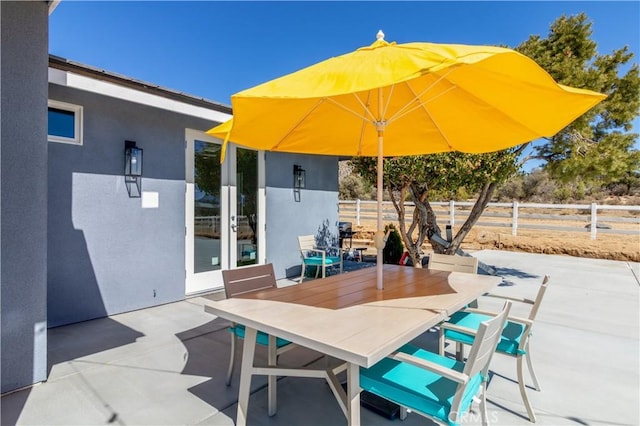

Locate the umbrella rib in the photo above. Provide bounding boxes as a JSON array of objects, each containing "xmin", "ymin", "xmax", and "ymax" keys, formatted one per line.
[
  {"xmin": 390, "ymin": 84, "xmax": 457, "ymax": 123},
  {"xmin": 398, "ymin": 65, "xmax": 554, "ymax": 141},
  {"xmin": 387, "ymin": 68, "xmax": 457, "ymax": 124},
  {"xmin": 449, "ymin": 82, "xmax": 550, "ymax": 138},
  {"xmin": 271, "ymin": 98, "xmax": 326, "ymax": 150},
  {"xmin": 325, "ymin": 95, "xmax": 377, "ymax": 156},
  {"xmin": 356, "ymin": 91, "xmax": 373, "ymax": 155},
  {"xmin": 401, "ymin": 80, "xmax": 456, "ymax": 150},
  {"xmin": 325, "ymin": 96, "xmax": 375, "ymax": 123},
  {"xmin": 380, "ymin": 84, "xmax": 395, "ymax": 122},
  {"xmin": 434, "ymin": 68, "xmax": 555, "ymax": 139}
]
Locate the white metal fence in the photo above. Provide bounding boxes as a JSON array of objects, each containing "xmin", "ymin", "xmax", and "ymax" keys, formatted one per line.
[{"xmin": 339, "ymin": 200, "xmax": 640, "ymax": 240}]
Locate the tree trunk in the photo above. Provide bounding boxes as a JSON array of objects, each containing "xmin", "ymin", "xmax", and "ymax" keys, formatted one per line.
[
  {"xmin": 444, "ymin": 181, "xmax": 498, "ymax": 254},
  {"xmin": 403, "ymin": 184, "xmax": 437, "ymax": 265},
  {"xmin": 389, "ymin": 183, "xmax": 432, "ymax": 267},
  {"xmin": 389, "ymin": 180, "xmax": 500, "ymax": 266}
]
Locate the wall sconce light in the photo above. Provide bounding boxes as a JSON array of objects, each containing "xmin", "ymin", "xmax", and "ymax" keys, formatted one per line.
[
  {"xmin": 124, "ymin": 140, "xmax": 143, "ymax": 198},
  {"xmin": 293, "ymin": 164, "xmax": 305, "ymax": 202}
]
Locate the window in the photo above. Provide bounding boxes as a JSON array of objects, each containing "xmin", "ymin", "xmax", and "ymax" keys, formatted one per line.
[{"xmin": 48, "ymin": 100, "xmax": 83, "ymax": 145}]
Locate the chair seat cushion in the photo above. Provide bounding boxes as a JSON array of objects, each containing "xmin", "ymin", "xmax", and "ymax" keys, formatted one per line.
[
  {"xmin": 444, "ymin": 311, "xmax": 526, "ymax": 355},
  {"xmin": 230, "ymin": 324, "xmax": 290, "ymax": 347},
  {"xmin": 303, "ymin": 256, "xmax": 341, "ymax": 266},
  {"xmin": 360, "ymin": 344, "xmax": 482, "ymax": 425}
]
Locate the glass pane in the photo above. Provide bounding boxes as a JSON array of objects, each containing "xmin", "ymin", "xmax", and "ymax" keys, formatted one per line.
[
  {"xmin": 237, "ymin": 148, "xmax": 258, "ymax": 267},
  {"xmin": 48, "ymin": 107, "xmax": 75, "ymax": 138},
  {"xmin": 194, "ymin": 140, "xmax": 221, "ymax": 273}
]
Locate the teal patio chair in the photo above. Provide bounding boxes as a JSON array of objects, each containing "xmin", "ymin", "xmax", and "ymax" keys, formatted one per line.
[
  {"xmin": 222, "ymin": 264, "xmax": 296, "ymax": 391},
  {"xmin": 439, "ymin": 275, "xmax": 550, "ymax": 423},
  {"xmin": 298, "ymin": 235, "xmax": 343, "ymax": 282},
  {"xmin": 360, "ymin": 302, "xmax": 512, "ymax": 426}
]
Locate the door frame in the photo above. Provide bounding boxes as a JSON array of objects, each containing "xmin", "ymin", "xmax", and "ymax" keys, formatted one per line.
[{"xmin": 185, "ymin": 128, "xmax": 266, "ymax": 295}]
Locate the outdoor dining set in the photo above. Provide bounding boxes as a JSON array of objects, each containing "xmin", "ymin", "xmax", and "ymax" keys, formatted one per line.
[{"xmin": 203, "ymin": 253, "xmax": 551, "ymax": 425}]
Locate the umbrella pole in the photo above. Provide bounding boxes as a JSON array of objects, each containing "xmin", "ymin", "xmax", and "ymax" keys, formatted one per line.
[
  {"xmin": 376, "ymin": 131, "xmax": 384, "ymax": 290},
  {"xmin": 375, "ymin": 86, "xmax": 386, "ymax": 291}
]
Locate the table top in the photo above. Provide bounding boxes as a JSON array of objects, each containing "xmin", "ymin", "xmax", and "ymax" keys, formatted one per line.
[{"xmin": 203, "ymin": 264, "xmax": 500, "ymax": 367}]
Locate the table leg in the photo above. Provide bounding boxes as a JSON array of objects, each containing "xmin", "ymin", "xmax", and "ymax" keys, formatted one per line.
[
  {"xmin": 267, "ymin": 335, "xmax": 277, "ymax": 416},
  {"xmin": 346, "ymin": 362, "xmax": 361, "ymax": 426},
  {"xmin": 236, "ymin": 326, "xmax": 257, "ymax": 426}
]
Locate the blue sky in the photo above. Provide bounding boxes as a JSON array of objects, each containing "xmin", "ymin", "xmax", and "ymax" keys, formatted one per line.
[{"xmin": 50, "ymin": 1, "xmax": 639, "ymax": 169}]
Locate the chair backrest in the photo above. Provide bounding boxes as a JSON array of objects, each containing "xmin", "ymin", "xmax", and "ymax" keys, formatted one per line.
[
  {"xmin": 450, "ymin": 301, "xmax": 512, "ymax": 422},
  {"xmin": 428, "ymin": 253, "xmax": 478, "ymax": 274},
  {"xmin": 463, "ymin": 301, "xmax": 512, "ymax": 378},
  {"xmin": 222, "ymin": 263, "xmax": 277, "ymax": 299},
  {"xmin": 297, "ymin": 235, "xmax": 316, "ymax": 257},
  {"xmin": 528, "ymin": 275, "xmax": 550, "ymax": 321}
]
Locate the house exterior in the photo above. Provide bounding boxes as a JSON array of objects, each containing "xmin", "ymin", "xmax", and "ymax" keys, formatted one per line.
[
  {"xmin": 1, "ymin": 0, "xmax": 50, "ymax": 394},
  {"xmin": 1, "ymin": 1, "xmax": 339, "ymax": 393}
]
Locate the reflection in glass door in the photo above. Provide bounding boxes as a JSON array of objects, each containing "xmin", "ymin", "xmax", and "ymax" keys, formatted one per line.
[
  {"xmin": 185, "ymin": 130, "xmax": 229, "ymax": 294},
  {"xmin": 194, "ymin": 141, "xmax": 222, "ymax": 273},
  {"xmin": 236, "ymin": 148, "xmax": 258, "ymax": 267}
]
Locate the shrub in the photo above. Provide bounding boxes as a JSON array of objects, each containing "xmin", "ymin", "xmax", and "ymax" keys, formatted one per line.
[
  {"xmin": 383, "ymin": 224, "xmax": 404, "ymax": 264},
  {"xmin": 552, "ymin": 185, "xmax": 572, "ymax": 203},
  {"xmin": 495, "ymin": 176, "xmax": 524, "ymax": 201},
  {"xmin": 339, "ymin": 174, "xmax": 372, "ymax": 200}
]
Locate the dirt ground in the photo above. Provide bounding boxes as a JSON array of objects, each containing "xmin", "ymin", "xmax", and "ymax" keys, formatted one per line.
[{"xmin": 351, "ymin": 225, "xmax": 640, "ymax": 262}]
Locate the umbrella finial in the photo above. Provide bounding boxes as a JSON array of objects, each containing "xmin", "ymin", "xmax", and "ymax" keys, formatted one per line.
[{"xmin": 376, "ymin": 30, "xmax": 385, "ymax": 41}]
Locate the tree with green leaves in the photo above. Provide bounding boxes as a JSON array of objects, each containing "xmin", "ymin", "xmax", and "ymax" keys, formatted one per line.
[
  {"xmin": 352, "ymin": 150, "xmax": 519, "ymax": 265},
  {"xmin": 352, "ymin": 12, "xmax": 638, "ymax": 267},
  {"xmin": 518, "ymin": 13, "xmax": 639, "ymax": 188}
]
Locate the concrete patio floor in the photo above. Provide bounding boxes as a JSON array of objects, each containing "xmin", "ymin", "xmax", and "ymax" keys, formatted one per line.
[{"xmin": 2, "ymin": 251, "xmax": 638, "ymax": 425}]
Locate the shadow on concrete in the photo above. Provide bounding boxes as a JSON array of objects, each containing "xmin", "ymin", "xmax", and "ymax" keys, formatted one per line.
[
  {"xmin": 1, "ymin": 387, "xmax": 31, "ymax": 426},
  {"xmin": 176, "ymin": 317, "xmax": 327, "ymax": 420},
  {"xmin": 494, "ymin": 267, "xmax": 540, "ymax": 279},
  {"xmin": 1, "ymin": 317, "xmax": 144, "ymax": 426},
  {"xmin": 176, "ymin": 318, "xmax": 252, "ymax": 412},
  {"xmin": 47, "ymin": 317, "xmax": 144, "ymax": 376},
  {"xmin": 175, "ymin": 317, "xmax": 230, "ymax": 378},
  {"xmin": 485, "ymin": 395, "xmax": 533, "ymax": 422},
  {"xmin": 491, "ymin": 267, "xmax": 541, "ymax": 286}
]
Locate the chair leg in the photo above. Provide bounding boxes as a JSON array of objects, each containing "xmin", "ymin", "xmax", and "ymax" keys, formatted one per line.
[
  {"xmin": 438, "ymin": 328, "xmax": 445, "ymax": 356},
  {"xmin": 315, "ymin": 266, "xmax": 320, "ymax": 279},
  {"xmin": 321, "ymin": 264, "xmax": 326, "ymax": 278},
  {"xmin": 300, "ymin": 263, "xmax": 306, "ymax": 283},
  {"xmin": 226, "ymin": 332, "xmax": 236, "ymax": 386},
  {"xmin": 525, "ymin": 341, "xmax": 541, "ymax": 391},
  {"xmin": 399, "ymin": 406, "xmax": 408, "ymax": 420},
  {"xmin": 455, "ymin": 342, "xmax": 464, "ymax": 362},
  {"xmin": 517, "ymin": 355, "xmax": 537, "ymax": 423},
  {"xmin": 267, "ymin": 335, "xmax": 277, "ymax": 416},
  {"xmin": 479, "ymin": 381, "xmax": 489, "ymax": 426}
]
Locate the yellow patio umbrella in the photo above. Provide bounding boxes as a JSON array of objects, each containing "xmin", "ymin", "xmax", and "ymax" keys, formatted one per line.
[{"xmin": 208, "ymin": 31, "xmax": 605, "ymax": 290}]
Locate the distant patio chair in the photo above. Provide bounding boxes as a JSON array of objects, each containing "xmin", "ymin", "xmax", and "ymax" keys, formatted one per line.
[
  {"xmin": 360, "ymin": 301, "xmax": 512, "ymax": 425},
  {"xmin": 439, "ymin": 275, "xmax": 551, "ymax": 422},
  {"xmin": 427, "ymin": 252, "xmax": 479, "ymax": 274},
  {"xmin": 298, "ymin": 235, "xmax": 343, "ymax": 282},
  {"xmin": 222, "ymin": 264, "xmax": 296, "ymax": 395},
  {"xmin": 428, "ymin": 252, "xmax": 479, "ymax": 307}
]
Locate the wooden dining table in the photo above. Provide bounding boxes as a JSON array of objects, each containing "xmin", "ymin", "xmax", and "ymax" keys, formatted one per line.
[{"xmin": 203, "ymin": 264, "xmax": 501, "ymax": 426}]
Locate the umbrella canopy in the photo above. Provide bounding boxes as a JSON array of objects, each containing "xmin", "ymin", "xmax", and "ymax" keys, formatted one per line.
[{"xmin": 208, "ymin": 31, "xmax": 605, "ymax": 289}]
